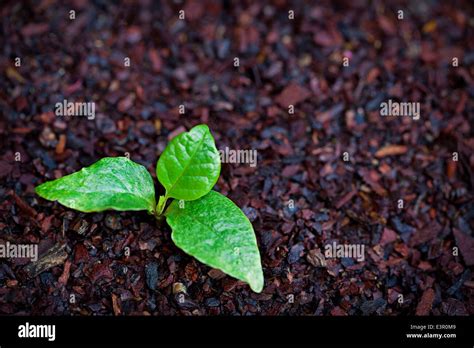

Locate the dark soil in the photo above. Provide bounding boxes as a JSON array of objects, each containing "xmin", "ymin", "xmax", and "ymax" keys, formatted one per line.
[{"xmin": 0, "ymin": 0, "xmax": 473, "ymax": 315}]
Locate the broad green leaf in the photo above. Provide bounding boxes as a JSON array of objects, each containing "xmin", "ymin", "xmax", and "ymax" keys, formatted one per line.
[
  {"xmin": 36, "ymin": 157, "xmax": 156, "ymax": 213},
  {"xmin": 157, "ymin": 124, "xmax": 221, "ymax": 201},
  {"xmin": 165, "ymin": 190, "xmax": 264, "ymax": 292}
]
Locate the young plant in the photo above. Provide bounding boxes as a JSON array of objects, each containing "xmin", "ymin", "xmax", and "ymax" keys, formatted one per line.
[{"xmin": 35, "ymin": 125, "xmax": 263, "ymax": 292}]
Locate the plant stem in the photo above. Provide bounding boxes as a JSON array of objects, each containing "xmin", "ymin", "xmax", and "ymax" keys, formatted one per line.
[{"xmin": 156, "ymin": 195, "xmax": 168, "ymax": 216}]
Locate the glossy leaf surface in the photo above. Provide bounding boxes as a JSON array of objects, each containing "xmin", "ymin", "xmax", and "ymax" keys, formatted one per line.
[
  {"xmin": 165, "ymin": 190, "xmax": 263, "ymax": 292},
  {"xmin": 156, "ymin": 124, "xmax": 221, "ymax": 201},
  {"xmin": 36, "ymin": 157, "xmax": 156, "ymax": 213}
]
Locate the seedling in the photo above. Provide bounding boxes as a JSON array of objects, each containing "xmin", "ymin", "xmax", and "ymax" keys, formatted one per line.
[{"xmin": 36, "ymin": 124, "xmax": 263, "ymax": 292}]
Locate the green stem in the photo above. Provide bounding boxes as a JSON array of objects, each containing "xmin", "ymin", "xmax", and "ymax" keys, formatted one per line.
[{"xmin": 156, "ymin": 195, "xmax": 168, "ymax": 216}]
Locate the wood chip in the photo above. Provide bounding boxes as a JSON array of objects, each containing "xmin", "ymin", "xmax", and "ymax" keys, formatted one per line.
[
  {"xmin": 375, "ymin": 145, "xmax": 408, "ymax": 158},
  {"xmin": 58, "ymin": 260, "xmax": 71, "ymax": 285},
  {"xmin": 275, "ymin": 83, "xmax": 311, "ymax": 107},
  {"xmin": 112, "ymin": 293, "xmax": 122, "ymax": 316},
  {"xmin": 55, "ymin": 134, "xmax": 67, "ymax": 155},
  {"xmin": 25, "ymin": 244, "xmax": 68, "ymax": 278},
  {"xmin": 306, "ymin": 249, "xmax": 327, "ymax": 267},
  {"xmin": 415, "ymin": 288, "xmax": 435, "ymax": 315}
]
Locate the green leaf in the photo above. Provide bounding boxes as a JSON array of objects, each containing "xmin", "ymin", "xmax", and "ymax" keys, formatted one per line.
[
  {"xmin": 156, "ymin": 124, "xmax": 221, "ymax": 201},
  {"xmin": 165, "ymin": 190, "xmax": 264, "ymax": 292},
  {"xmin": 35, "ymin": 157, "xmax": 156, "ymax": 214}
]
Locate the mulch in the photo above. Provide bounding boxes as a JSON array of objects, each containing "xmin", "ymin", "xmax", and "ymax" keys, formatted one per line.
[{"xmin": 0, "ymin": 0, "xmax": 473, "ymax": 315}]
